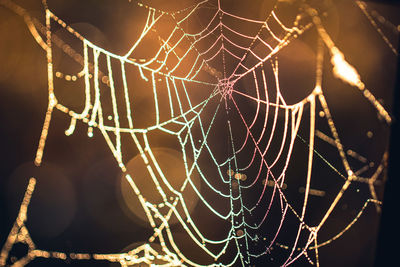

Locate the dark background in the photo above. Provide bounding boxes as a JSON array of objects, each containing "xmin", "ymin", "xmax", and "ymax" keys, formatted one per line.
[{"xmin": 0, "ymin": 0, "xmax": 399, "ymax": 266}]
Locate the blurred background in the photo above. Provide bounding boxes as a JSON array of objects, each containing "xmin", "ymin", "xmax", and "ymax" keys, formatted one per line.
[{"xmin": 0, "ymin": 0, "xmax": 399, "ymax": 266}]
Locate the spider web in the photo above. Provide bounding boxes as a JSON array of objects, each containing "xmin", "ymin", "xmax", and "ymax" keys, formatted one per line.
[{"xmin": 0, "ymin": 0, "xmax": 395, "ymax": 266}]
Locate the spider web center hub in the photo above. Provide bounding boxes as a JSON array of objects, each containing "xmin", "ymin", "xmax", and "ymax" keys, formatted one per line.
[{"xmin": 218, "ymin": 80, "xmax": 234, "ymax": 99}]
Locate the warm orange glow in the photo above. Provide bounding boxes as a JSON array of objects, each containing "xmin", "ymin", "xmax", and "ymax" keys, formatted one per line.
[
  {"xmin": 0, "ymin": 0, "xmax": 394, "ymax": 266},
  {"xmin": 331, "ymin": 49, "xmax": 362, "ymax": 88}
]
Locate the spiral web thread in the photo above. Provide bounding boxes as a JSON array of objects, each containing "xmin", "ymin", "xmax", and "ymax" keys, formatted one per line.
[{"xmin": 0, "ymin": 0, "xmax": 395, "ymax": 266}]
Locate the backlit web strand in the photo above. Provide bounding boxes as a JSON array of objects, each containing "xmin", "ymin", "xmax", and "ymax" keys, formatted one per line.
[{"xmin": 0, "ymin": 0, "xmax": 392, "ymax": 266}]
